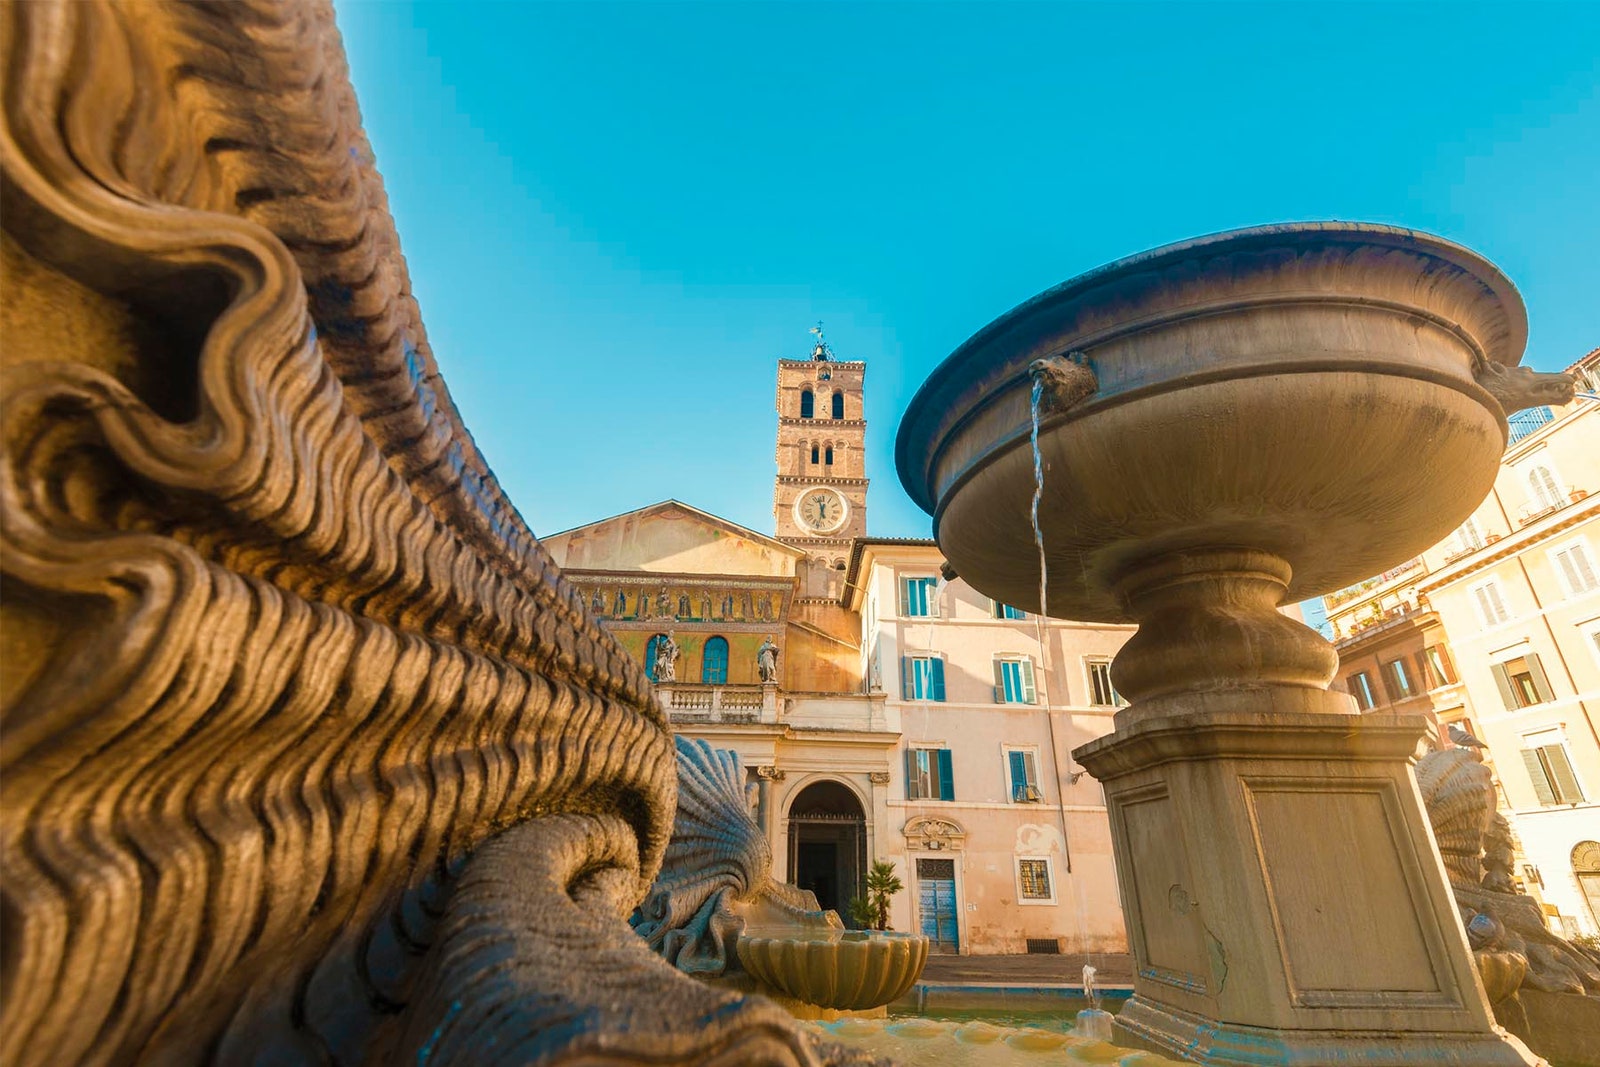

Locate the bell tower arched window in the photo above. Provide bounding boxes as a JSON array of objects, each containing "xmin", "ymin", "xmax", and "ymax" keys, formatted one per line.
[
  {"xmin": 800, "ymin": 390, "xmax": 814, "ymax": 418},
  {"xmin": 825, "ymin": 446, "xmax": 834, "ymax": 466},
  {"xmin": 811, "ymin": 445, "xmax": 820, "ymax": 464},
  {"xmin": 831, "ymin": 391, "xmax": 845, "ymax": 419},
  {"xmin": 702, "ymin": 636, "xmax": 729, "ymax": 685}
]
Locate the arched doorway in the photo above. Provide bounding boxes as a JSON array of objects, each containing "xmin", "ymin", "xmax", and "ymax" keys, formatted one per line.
[
  {"xmin": 1574, "ymin": 840, "xmax": 1600, "ymax": 929},
  {"xmin": 787, "ymin": 780, "xmax": 866, "ymax": 917}
]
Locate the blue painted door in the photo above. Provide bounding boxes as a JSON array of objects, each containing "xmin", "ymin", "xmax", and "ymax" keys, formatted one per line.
[{"xmin": 917, "ymin": 858, "xmax": 959, "ymax": 953}]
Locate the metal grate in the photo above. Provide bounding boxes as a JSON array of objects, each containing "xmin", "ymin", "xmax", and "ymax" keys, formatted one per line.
[{"xmin": 1025, "ymin": 938, "xmax": 1062, "ymax": 954}]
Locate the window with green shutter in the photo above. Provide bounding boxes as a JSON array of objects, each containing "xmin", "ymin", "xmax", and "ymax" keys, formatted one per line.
[
  {"xmin": 906, "ymin": 747, "xmax": 954, "ymax": 801},
  {"xmin": 1491, "ymin": 655, "xmax": 1555, "ymax": 711},
  {"xmin": 899, "ymin": 576, "xmax": 938, "ymax": 617},
  {"xmin": 902, "ymin": 655, "xmax": 946, "ymax": 701},
  {"xmin": 1521, "ymin": 741, "xmax": 1585, "ymax": 806},
  {"xmin": 993, "ymin": 657, "xmax": 1037, "ymax": 704}
]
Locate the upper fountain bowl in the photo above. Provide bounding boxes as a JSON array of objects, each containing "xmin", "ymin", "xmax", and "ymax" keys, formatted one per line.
[{"xmin": 896, "ymin": 223, "xmax": 1532, "ymax": 621}]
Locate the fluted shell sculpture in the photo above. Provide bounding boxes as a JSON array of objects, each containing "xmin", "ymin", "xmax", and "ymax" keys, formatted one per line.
[
  {"xmin": 634, "ymin": 738, "xmax": 840, "ymax": 974},
  {"xmin": 1416, "ymin": 747, "xmax": 1600, "ymax": 1001}
]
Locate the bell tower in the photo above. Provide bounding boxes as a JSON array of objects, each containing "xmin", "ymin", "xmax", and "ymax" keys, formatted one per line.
[{"xmin": 774, "ymin": 325, "xmax": 868, "ymax": 598}]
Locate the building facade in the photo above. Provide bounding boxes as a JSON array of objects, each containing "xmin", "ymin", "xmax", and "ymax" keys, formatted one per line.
[
  {"xmin": 545, "ymin": 332, "xmax": 1135, "ymax": 954},
  {"xmin": 843, "ymin": 539, "xmax": 1133, "ymax": 955},
  {"xmin": 1323, "ymin": 348, "xmax": 1600, "ymax": 937}
]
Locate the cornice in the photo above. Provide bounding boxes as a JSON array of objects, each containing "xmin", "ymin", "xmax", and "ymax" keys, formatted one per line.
[
  {"xmin": 1419, "ymin": 497, "xmax": 1600, "ymax": 593},
  {"xmin": 776, "ymin": 476, "xmax": 869, "ymax": 489}
]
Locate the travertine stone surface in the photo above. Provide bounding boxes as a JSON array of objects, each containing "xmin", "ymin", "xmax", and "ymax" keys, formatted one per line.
[
  {"xmin": 898, "ymin": 225, "xmax": 1546, "ymax": 1065},
  {"xmin": 0, "ymin": 3, "xmax": 879, "ymax": 1064}
]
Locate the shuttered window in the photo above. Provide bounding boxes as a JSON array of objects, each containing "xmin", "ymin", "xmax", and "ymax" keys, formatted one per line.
[
  {"xmin": 901, "ymin": 655, "xmax": 946, "ymax": 701},
  {"xmin": 1474, "ymin": 581, "xmax": 1511, "ymax": 626},
  {"xmin": 906, "ymin": 748, "xmax": 954, "ymax": 801},
  {"xmin": 1348, "ymin": 671, "xmax": 1377, "ymax": 711},
  {"xmin": 993, "ymin": 657, "xmax": 1037, "ymax": 704},
  {"xmin": 1528, "ymin": 465, "xmax": 1563, "ymax": 510},
  {"xmin": 1086, "ymin": 659, "xmax": 1123, "ymax": 706},
  {"xmin": 900, "ymin": 576, "xmax": 938, "ymax": 617},
  {"xmin": 1491, "ymin": 654, "xmax": 1555, "ymax": 710},
  {"xmin": 992, "ymin": 601, "xmax": 1028, "ymax": 620},
  {"xmin": 1007, "ymin": 749, "xmax": 1041, "ymax": 803},
  {"xmin": 1553, "ymin": 542, "xmax": 1598, "ymax": 596},
  {"xmin": 1521, "ymin": 741, "xmax": 1585, "ymax": 806},
  {"xmin": 1380, "ymin": 658, "xmax": 1417, "ymax": 701},
  {"xmin": 1423, "ymin": 645, "xmax": 1456, "ymax": 687}
]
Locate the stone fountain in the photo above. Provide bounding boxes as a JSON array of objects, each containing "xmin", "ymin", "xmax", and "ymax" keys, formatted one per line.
[
  {"xmin": 635, "ymin": 738, "xmax": 928, "ymax": 1017},
  {"xmin": 896, "ymin": 224, "xmax": 1570, "ymax": 1065}
]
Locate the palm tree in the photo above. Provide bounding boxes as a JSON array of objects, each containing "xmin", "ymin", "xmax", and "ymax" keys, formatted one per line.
[{"xmin": 863, "ymin": 859, "xmax": 904, "ymax": 932}]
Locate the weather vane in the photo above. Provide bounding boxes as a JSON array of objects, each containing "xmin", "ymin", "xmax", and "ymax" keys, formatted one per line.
[{"xmin": 809, "ymin": 321, "xmax": 833, "ymax": 362}]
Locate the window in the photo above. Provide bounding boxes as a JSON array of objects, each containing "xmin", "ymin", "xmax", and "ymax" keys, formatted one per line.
[
  {"xmin": 1491, "ymin": 654, "xmax": 1555, "ymax": 710},
  {"xmin": 1348, "ymin": 670, "xmax": 1377, "ymax": 710},
  {"xmin": 1473, "ymin": 580, "xmax": 1511, "ymax": 626},
  {"xmin": 825, "ymin": 446, "xmax": 834, "ymax": 466},
  {"xmin": 810, "ymin": 444, "xmax": 819, "ymax": 464},
  {"xmin": 1458, "ymin": 517, "xmax": 1485, "ymax": 553},
  {"xmin": 831, "ymin": 391, "xmax": 845, "ymax": 419},
  {"xmin": 644, "ymin": 633, "xmax": 670, "ymax": 681},
  {"xmin": 1528, "ymin": 464, "xmax": 1563, "ymax": 511},
  {"xmin": 1574, "ymin": 841, "xmax": 1600, "ymax": 931},
  {"xmin": 994, "ymin": 657, "xmax": 1038, "ymax": 704},
  {"xmin": 800, "ymin": 389, "xmax": 814, "ymax": 418},
  {"xmin": 901, "ymin": 655, "xmax": 946, "ymax": 701},
  {"xmin": 1520, "ymin": 735, "xmax": 1585, "ymax": 806},
  {"xmin": 1553, "ymin": 541, "xmax": 1598, "ymax": 596},
  {"xmin": 701, "ymin": 636, "xmax": 729, "ymax": 685},
  {"xmin": 1006, "ymin": 748, "xmax": 1042, "ymax": 803},
  {"xmin": 906, "ymin": 747, "xmax": 954, "ymax": 800},
  {"xmin": 1085, "ymin": 658, "xmax": 1124, "ymax": 707},
  {"xmin": 1381, "ymin": 657, "xmax": 1417, "ymax": 702},
  {"xmin": 1423, "ymin": 645, "xmax": 1456, "ymax": 687},
  {"xmin": 899, "ymin": 576, "xmax": 938, "ymax": 617},
  {"xmin": 992, "ymin": 600, "xmax": 1028, "ymax": 620},
  {"xmin": 1016, "ymin": 858, "xmax": 1055, "ymax": 903}
]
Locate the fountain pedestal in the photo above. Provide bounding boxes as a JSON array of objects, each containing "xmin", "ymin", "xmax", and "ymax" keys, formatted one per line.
[{"xmin": 1076, "ymin": 548, "xmax": 1530, "ymax": 1064}]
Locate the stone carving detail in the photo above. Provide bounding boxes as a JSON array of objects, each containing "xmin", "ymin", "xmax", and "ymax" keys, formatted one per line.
[
  {"xmin": 1027, "ymin": 351, "xmax": 1098, "ymax": 413},
  {"xmin": 1471, "ymin": 354, "xmax": 1576, "ymax": 416},
  {"xmin": 869, "ymin": 771, "xmax": 891, "ymax": 784},
  {"xmin": 634, "ymin": 739, "xmax": 838, "ymax": 975},
  {"xmin": 904, "ymin": 815, "xmax": 967, "ymax": 852},
  {"xmin": 757, "ymin": 765, "xmax": 788, "ymax": 781},
  {"xmin": 0, "ymin": 3, "xmax": 870, "ymax": 1064},
  {"xmin": 1417, "ymin": 747, "xmax": 1600, "ymax": 1002}
]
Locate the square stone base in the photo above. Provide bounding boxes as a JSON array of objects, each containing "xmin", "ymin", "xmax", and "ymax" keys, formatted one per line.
[{"xmin": 1073, "ymin": 696, "xmax": 1540, "ymax": 1066}]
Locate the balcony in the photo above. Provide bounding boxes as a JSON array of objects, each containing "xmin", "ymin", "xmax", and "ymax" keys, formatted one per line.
[
  {"xmin": 1334, "ymin": 603, "xmax": 1422, "ymax": 649},
  {"xmin": 1506, "ymin": 406, "xmax": 1554, "ymax": 445},
  {"xmin": 1324, "ymin": 557, "xmax": 1423, "ymax": 609},
  {"xmin": 658, "ymin": 683, "xmax": 777, "ymax": 724}
]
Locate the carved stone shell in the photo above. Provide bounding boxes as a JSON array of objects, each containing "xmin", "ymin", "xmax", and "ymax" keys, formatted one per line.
[{"xmin": 736, "ymin": 932, "xmax": 930, "ymax": 1011}]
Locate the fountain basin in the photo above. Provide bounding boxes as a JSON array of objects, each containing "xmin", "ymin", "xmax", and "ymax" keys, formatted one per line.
[
  {"xmin": 896, "ymin": 222, "xmax": 1527, "ymax": 628},
  {"xmin": 736, "ymin": 930, "xmax": 929, "ymax": 1011}
]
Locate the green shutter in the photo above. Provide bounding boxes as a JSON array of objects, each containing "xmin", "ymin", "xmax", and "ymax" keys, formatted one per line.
[
  {"xmin": 1008, "ymin": 750, "xmax": 1027, "ymax": 801},
  {"xmin": 937, "ymin": 749, "xmax": 954, "ymax": 801},
  {"xmin": 901, "ymin": 656, "xmax": 913, "ymax": 700},
  {"xmin": 1521, "ymin": 749, "xmax": 1558, "ymax": 806},
  {"xmin": 1021, "ymin": 659, "xmax": 1037, "ymax": 704},
  {"xmin": 1543, "ymin": 744, "xmax": 1585, "ymax": 804},
  {"xmin": 905, "ymin": 748, "xmax": 919, "ymax": 800},
  {"xmin": 1527, "ymin": 655, "xmax": 1556, "ymax": 704},
  {"xmin": 897, "ymin": 579, "xmax": 908, "ymax": 616},
  {"xmin": 993, "ymin": 659, "xmax": 1007, "ymax": 703},
  {"xmin": 930, "ymin": 657, "xmax": 946, "ymax": 701},
  {"xmin": 1491, "ymin": 663, "xmax": 1518, "ymax": 712}
]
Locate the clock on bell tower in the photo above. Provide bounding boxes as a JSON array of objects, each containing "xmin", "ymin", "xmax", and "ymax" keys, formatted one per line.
[{"xmin": 774, "ymin": 325, "xmax": 868, "ymax": 599}]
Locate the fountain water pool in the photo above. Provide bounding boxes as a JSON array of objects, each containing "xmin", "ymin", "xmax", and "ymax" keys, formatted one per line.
[{"xmin": 811, "ymin": 1007, "xmax": 1189, "ymax": 1066}]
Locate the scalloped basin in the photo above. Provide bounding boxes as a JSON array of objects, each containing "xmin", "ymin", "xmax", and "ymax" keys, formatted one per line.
[{"xmin": 736, "ymin": 930, "xmax": 929, "ymax": 1011}]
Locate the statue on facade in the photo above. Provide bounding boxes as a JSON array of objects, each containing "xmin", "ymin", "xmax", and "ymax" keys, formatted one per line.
[
  {"xmin": 654, "ymin": 631, "xmax": 681, "ymax": 682},
  {"xmin": 758, "ymin": 637, "xmax": 780, "ymax": 683},
  {"xmin": 657, "ymin": 588, "xmax": 672, "ymax": 619}
]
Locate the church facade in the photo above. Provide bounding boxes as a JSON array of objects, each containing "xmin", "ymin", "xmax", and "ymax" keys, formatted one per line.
[{"xmin": 542, "ymin": 332, "xmax": 1132, "ymax": 954}]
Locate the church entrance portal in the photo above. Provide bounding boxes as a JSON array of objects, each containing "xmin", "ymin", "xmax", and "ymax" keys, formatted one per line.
[{"xmin": 787, "ymin": 781, "xmax": 866, "ymax": 918}]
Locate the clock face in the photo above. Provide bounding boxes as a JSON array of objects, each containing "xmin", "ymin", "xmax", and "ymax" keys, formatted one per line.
[{"xmin": 795, "ymin": 487, "xmax": 848, "ymax": 533}]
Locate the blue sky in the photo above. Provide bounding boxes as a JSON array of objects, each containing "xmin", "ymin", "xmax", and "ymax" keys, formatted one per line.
[{"xmin": 337, "ymin": 2, "xmax": 1599, "ymax": 541}]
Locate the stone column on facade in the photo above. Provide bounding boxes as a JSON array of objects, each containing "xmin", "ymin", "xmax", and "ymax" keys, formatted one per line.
[{"xmin": 756, "ymin": 766, "xmax": 786, "ymax": 868}]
